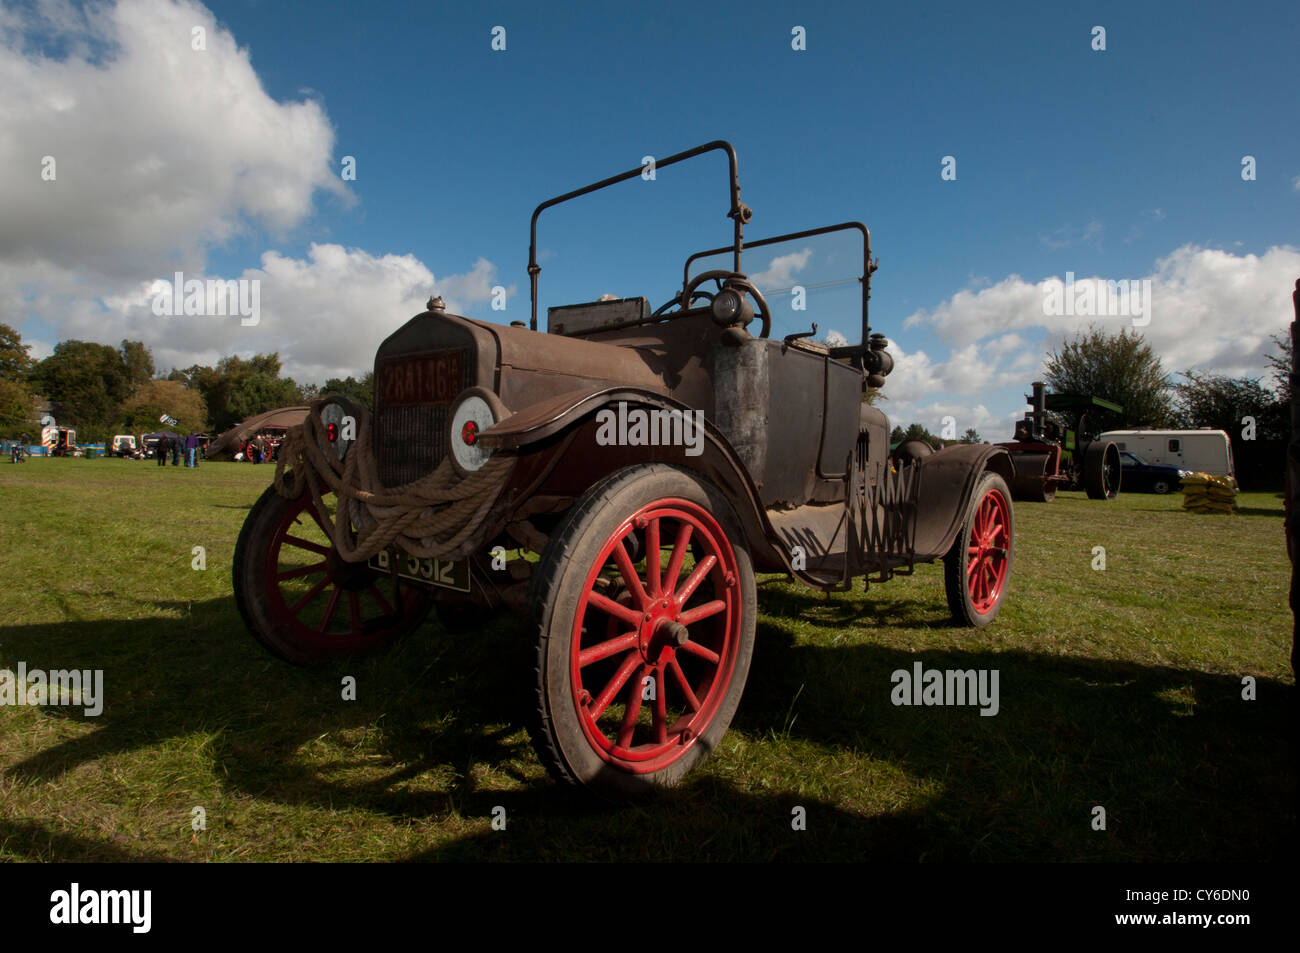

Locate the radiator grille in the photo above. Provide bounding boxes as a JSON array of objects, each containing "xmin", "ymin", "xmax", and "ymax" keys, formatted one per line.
[{"xmin": 374, "ymin": 348, "xmax": 473, "ymax": 488}]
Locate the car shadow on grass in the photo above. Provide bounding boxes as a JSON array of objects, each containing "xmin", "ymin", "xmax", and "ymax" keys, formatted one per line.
[{"xmin": 0, "ymin": 597, "xmax": 1294, "ymax": 861}]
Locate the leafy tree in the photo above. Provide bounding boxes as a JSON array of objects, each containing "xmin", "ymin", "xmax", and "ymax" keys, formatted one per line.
[
  {"xmin": 179, "ymin": 353, "xmax": 303, "ymax": 432},
  {"xmin": 1044, "ymin": 327, "xmax": 1173, "ymax": 429},
  {"xmin": 119, "ymin": 340, "xmax": 154, "ymax": 391},
  {"xmin": 0, "ymin": 378, "xmax": 35, "ymax": 432},
  {"xmin": 959, "ymin": 427, "xmax": 982, "ymax": 444},
  {"xmin": 1265, "ymin": 331, "xmax": 1292, "ymax": 408},
  {"xmin": 321, "ymin": 372, "xmax": 374, "ymax": 411},
  {"xmin": 890, "ymin": 422, "xmax": 942, "ymax": 448},
  {"xmin": 0, "ymin": 324, "xmax": 34, "ymax": 382},
  {"xmin": 31, "ymin": 340, "xmax": 133, "ymax": 438},
  {"xmin": 118, "ymin": 379, "xmax": 208, "ymax": 435},
  {"xmin": 1173, "ymin": 371, "xmax": 1286, "ymax": 440}
]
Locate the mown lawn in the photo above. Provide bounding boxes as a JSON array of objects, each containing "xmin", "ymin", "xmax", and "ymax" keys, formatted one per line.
[{"xmin": 0, "ymin": 457, "xmax": 1294, "ymax": 861}]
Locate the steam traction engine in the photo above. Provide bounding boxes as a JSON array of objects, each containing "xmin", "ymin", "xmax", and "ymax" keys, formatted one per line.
[
  {"xmin": 234, "ymin": 141, "xmax": 1017, "ymax": 797},
  {"xmin": 996, "ymin": 382, "xmax": 1123, "ymax": 502}
]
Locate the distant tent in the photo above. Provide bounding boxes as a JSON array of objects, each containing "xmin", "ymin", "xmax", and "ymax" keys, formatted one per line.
[{"xmin": 205, "ymin": 406, "xmax": 309, "ymax": 459}]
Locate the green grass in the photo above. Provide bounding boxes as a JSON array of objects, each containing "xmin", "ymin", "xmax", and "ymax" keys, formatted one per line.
[{"xmin": 0, "ymin": 457, "xmax": 1294, "ymax": 861}]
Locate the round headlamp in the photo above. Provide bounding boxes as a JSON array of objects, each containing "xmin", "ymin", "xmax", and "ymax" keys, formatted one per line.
[
  {"xmin": 318, "ymin": 397, "xmax": 359, "ymax": 462},
  {"xmin": 449, "ymin": 387, "xmax": 511, "ymax": 476}
]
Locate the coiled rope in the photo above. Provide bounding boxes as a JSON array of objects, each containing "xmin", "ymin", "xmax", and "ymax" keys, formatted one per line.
[{"xmin": 273, "ymin": 400, "xmax": 515, "ymax": 562}]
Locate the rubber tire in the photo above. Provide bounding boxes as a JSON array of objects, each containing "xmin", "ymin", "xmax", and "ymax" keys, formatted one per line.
[
  {"xmin": 233, "ymin": 483, "xmax": 431, "ymax": 666},
  {"xmin": 943, "ymin": 470, "xmax": 1015, "ymax": 627},
  {"xmin": 528, "ymin": 463, "xmax": 757, "ymax": 798},
  {"xmin": 1152, "ymin": 479, "xmax": 1171, "ymax": 495}
]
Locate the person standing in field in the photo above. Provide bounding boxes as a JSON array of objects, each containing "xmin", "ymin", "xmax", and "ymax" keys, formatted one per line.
[
  {"xmin": 184, "ymin": 432, "xmax": 199, "ymax": 468},
  {"xmin": 156, "ymin": 434, "xmax": 169, "ymax": 467}
]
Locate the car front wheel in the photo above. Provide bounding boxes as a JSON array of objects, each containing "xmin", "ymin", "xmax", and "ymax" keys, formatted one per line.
[
  {"xmin": 233, "ymin": 484, "xmax": 431, "ymax": 666},
  {"xmin": 528, "ymin": 464, "xmax": 757, "ymax": 797}
]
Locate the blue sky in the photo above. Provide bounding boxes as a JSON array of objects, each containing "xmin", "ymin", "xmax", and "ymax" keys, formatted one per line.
[{"xmin": 2, "ymin": 0, "xmax": 1297, "ymax": 437}]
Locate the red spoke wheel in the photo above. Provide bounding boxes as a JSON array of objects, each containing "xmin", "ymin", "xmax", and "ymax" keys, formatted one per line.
[
  {"xmin": 944, "ymin": 470, "xmax": 1014, "ymax": 627},
  {"xmin": 234, "ymin": 484, "xmax": 431, "ymax": 665},
  {"xmin": 529, "ymin": 464, "xmax": 756, "ymax": 797}
]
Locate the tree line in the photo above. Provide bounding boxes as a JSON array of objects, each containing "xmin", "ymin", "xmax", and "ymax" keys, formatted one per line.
[
  {"xmin": 0, "ymin": 324, "xmax": 372, "ymax": 442},
  {"xmin": 2, "ymin": 322, "xmax": 1291, "ymax": 446},
  {"xmin": 891, "ymin": 326, "xmax": 1291, "ymax": 448}
]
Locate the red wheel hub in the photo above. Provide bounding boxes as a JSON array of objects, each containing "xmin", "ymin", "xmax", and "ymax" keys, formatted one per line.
[
  {"xmin": 966, "ymin": 487, "xmax": 1010, "ymax": 615},
  {"xmin": 264, "ymin": 491, "xmax": 425, "ymax": 654},
  {"xmin": 570, "ymin": 499, "xmax": 741, "ymax": 774}
]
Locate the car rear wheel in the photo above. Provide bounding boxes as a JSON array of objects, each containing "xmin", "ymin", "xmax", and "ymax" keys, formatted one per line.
[
  {"xmin": 233, "ymin": 484, "xmax": 431, "ymax": 666},
  {"xmin": 944, "ymin": 470, "xmax": 1014, "ymax": 627},
  {"xmin": 528, "ymin": 464, "xmax": 756, "ymax": 797}
]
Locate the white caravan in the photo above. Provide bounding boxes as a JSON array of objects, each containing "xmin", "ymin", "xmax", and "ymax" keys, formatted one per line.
[{"xmin": 1098, "ymin": 429, "xmax": 1234, "ymax": 477}]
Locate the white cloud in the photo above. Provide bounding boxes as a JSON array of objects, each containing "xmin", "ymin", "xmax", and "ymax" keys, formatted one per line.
[
  {"xmin": 748, "ymin": 248, "xmax": 812, "ymax": 289},
  {"xmin": 70, "ymin": 244, "xmax": 509, "ymax": 383},
  {"xmin": 902, "ymin": 244, "xmax": 1300, "ymax": 378},
  {"xmin": 0, "ymin": 1, "xmax": 514, "ymax": 386},
  {"xmin": 0, "ymin": 0, "xmax": 346, "ymax": 280}
]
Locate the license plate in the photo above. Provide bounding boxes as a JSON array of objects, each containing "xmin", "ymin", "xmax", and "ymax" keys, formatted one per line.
[{"xmin": 369, "ymin": 549, "xmax": 470, "ymax": 592}]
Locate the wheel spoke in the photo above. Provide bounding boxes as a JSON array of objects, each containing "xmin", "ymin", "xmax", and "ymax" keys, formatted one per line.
[
  {"xmin": 678, "ymin": 639, "xmax": 720, "ymax": 665},
  {"xmin": 276, "ymin": 560, "xmax": 328, "ymax": 581},
  {"xmin": 612, "ymin": 540, "xmax": 649, "ymax": 607},
  {"xmin": 348, "ymin": 590, "xmax": 361, "ymax": 631},
  {"xmin": 588, "ymin": 590, "xmax": 642, "ymax": 627},
  {"xmin": 652, "ymin": 668, "xmax": 667, "ymax": 744},
  {"xmin": 676, "ymin": 553, "xmax": 717, "ymax": 604},
  {"xmin": 667, "ymin": 657, "xmax": 700, "ymax": 712},
  {"xmin": 578, "ymin": 631, "xmax": 639, "ymax": 668},
  {"xmin": 289, "ymin": 575, "xmax": 332, "ymax": 615},
  {"xmin": 590, "ymin": 654, "xmax": 641, "ymax": 721},
  {"xmin": 283, "ymin": 535, "xmax": 330, "ymax": 557},
  {"xmin": 319, "ymin": 586, "xmax": 342, "ymax": 631},
  {"xmin": 304, "ymin": 502, "xmax": 331, "ymax": 538},
  {"xmin": 615, "ymin": 668, "xmax": 646, "ymax": 748},
  {"xmin": 678, "ymin": 599, "xmax": 725, "ymax": 627},
  {"xmin": 368, "ymin": 586, "xmax": 394, "ymax": 615},
  {"xmin": 645, "ymin": 517, "xmax": 661, "ymax": 596},
  {"xmin": 663, "ymin": 523, "xmax": 692, "ymax": 595}
]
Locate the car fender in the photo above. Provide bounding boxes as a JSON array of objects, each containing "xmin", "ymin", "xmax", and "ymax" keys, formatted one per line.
[
  {"xmin": 911, "ymin": 444, "xmax": 1015, "ymax": 560},
  {"xmin": 478, "ymin": 386, "xmax": 789, "ymax": 571}
]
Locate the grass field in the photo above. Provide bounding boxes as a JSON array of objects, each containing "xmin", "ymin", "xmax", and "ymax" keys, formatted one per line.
[{"xmin": 0, "ymin": 457, "xmax": 1294, "ymax": 862}]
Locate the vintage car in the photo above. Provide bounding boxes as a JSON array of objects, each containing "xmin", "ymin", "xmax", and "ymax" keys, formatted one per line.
[{"xmin": 234, "ymin": 141, "xmax": 1016, "ymax": 796}]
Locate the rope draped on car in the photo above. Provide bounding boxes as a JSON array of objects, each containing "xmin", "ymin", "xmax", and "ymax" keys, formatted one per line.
[{"xmin": 273, "ymin": 399, "xmax": 516, "ymax": 562}]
